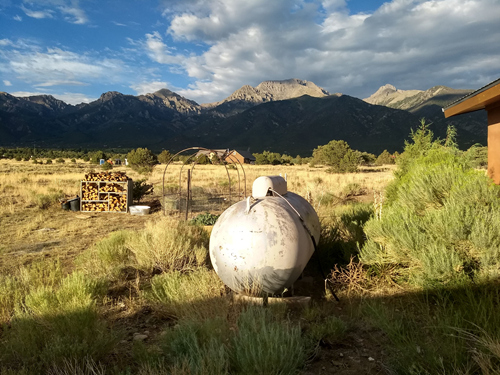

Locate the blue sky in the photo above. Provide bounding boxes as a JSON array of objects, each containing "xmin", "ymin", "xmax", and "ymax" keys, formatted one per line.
[{"xmin": 1, "ymin": 0, "xmax": 499, "ymax": 105}]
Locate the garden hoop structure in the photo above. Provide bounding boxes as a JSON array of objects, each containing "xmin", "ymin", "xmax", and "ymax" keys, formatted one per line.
[{"xmin": 161, "ymin": 147, "xmax": 247, "ymax": 217}]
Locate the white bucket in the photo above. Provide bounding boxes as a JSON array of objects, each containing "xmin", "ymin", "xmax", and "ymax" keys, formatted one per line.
[{"xmin": 129, "ymin": 205, "xmax": 151, "ymax": 215}]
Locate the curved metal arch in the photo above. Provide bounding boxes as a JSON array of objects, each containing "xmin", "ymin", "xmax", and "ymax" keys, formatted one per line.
[{"xmin": 161, "ymin": 147, "xmax": 246, "ymax": 216}]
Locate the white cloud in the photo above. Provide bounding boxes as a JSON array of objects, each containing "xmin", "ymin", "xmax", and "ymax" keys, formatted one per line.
[
  {"xmin": 20, "ymin": 5, "xmax": 54, "ymax": 19},
  {"xmin": 11, "ymin": 90, "xmax": 94, "ymax": 104},
  {"xmin": 151, "ymin": 0, "xmax": 500, "ymax": 103},
  {"xmin": 3, "ymin": 80, "xmax": 12, "ymax": 86},
  {"xmin": 20, "ymin": 1, "xmax": 88, "ymax": 24},
  {"xmin": 144, "ymin": 32, "xmax": 182, "ymax": 65},
  {"xmin": 0, "ymin": 39, "xmax": 14, "ymax": 47},
  {"xmin": 0, "ymin": 43, "xmax": 126, "ymax": 88},
  {"xmin": 130, "ymin": 81, "xmax": 169, "ymax": 95},
  {"xmin": 55, "ymin": 92, "xmax": 94, "ymax": 104},
  {"xmin": 35, "ymin": 80, "xmax": 87, "ymax": 87},
  {"xmin": 11, "ymin": 90, "xmax": 47, "ymax": 97},
  {"xmin": 13, "ymin": 15, "xmax": 22, "ymax": 21},
  {"xmin": 59, "ymin": 4, "xmax": 88, "ymax": 24}
]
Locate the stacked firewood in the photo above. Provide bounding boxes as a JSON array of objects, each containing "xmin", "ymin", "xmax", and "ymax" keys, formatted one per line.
[
  {"xmin": 100, "ymin": 183, "xmax": 124, "ymax": 193},
  {"xmin": 80, "ymin": 172, "xmax": 130, "ymax": 212},
  {"xmin": 82, "ymin": 202, "xmax": 109, "ymax": 212},
  {"xmin": 83, "ymin": 171, "xmax": 128, "ymax": 182},
  {"xmin": 109, "ymin": 195, "xmax": 127, "ymax": 211},
  {"xmin": 82, "ymin": 183, "xmax": 99, "ymax": 201}
]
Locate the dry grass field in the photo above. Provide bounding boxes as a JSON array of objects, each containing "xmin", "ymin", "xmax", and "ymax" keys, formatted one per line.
[
  {"xmin": 0, "ymin": 158, "xmax": 396, "ymax": 374},
  {"xmin": 0, "ymin": 159, "xmax": 393, "ymax": 272},
  {"xmin": 1, "ymin": 154, "xmax": 499, "ymax": 375}
]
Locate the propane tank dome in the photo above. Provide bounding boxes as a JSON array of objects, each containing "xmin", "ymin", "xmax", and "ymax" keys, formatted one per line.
[{"xmin": 252, "ymin": 175, "xmax": 287, "ymax": 198}]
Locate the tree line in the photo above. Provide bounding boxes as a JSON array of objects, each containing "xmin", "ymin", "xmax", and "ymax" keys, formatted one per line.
[{"xmin": 1, "ymin": 128, "xmax": 487, "ymax": 174}]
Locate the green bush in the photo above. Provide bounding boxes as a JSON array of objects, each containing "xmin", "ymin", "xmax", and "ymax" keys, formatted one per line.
[
  {"xmin": 189, "ymin": 212, "xmax": 220, "ymax": 226},
  {"xmin": 89, "ymin": 151, "xmax": 105, "ymax": 165},
  {"xmin": 375, "ymin": 150, "xmax": 395, "ymax": 165},
  {"xmin": 0, "ymin": 272, "xmax": 113, "ymax": 372},
  {"xmin": 30, "ymin": 189, "xmax": 65, "ymax": 209},
  {"xmin": 157, "ymin": 150, "xmax": 172, "ymax": 164},
  {"xmin": 144, "ymin": 269, "xmax": 227, "ymax": 320},
  {"xmin": 101, "ymin": 161, "xmax": 113, "ymax": 170},
  {"xmin": 127, "ymin": 218, "xmax": 209, "ymax": 273},
  {"xmin": 76, "ymin": 230, "xmax": 131, "ymax": 279},
  {"xmin": 231, "ymin": 307, "xmax": 307, "ymax": 375},
  {"xmin": 126, "ymin": 148, "xmax": 157, "ymax": 174},
  {"xmin": 253, "ymin": 151, "xmax": 282, "ymax": 165},
  {"xmin": 155, "ymin": 317, "xmax": 230, "ymax": 375},
  {"xmin": 132, "ymin": 179, "xmax": 153, "ymax": 203},
  {"xmin": 464, "ymin": 144, "xmax": 488, "ymax": 169},
  {"xmin": 312, "ymin": 139, "xmax": 360, "ymax": 173},
  {"xmin": 56, "ymin": 158, "xmax": 65, "ymax": 163},
  {"xmin": 360, "ymin": 140, "xmax": 500, "ymax": 286}
]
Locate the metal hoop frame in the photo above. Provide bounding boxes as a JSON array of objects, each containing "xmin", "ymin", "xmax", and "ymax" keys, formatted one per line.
[{"xmin": 161, "ymin": 147, "xmax": 247, "ymax": 216}]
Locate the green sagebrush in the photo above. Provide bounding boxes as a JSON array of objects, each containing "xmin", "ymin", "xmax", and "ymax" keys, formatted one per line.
[{"xmin": 360, "ymin": 142, "xmax": 500, "ymax": 287}]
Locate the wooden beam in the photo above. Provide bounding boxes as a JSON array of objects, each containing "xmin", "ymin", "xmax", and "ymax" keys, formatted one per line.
[{"xmin": 444, "ymin": 81, "xmax": 500, "ymax": 118}]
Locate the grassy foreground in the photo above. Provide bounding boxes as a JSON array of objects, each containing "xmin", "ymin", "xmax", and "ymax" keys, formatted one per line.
[{"xmin": 0, "ymin": 149, "xmax": 498, "ymax": 374}]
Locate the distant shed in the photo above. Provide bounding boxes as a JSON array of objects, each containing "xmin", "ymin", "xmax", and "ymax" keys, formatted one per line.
[
  {"xmin": 443, "ymin": 78, "xmax": 500, "ymax": 184},
  {"xmin": 229, "ymin": 150, "xmax": 256, "ymax": 164}
]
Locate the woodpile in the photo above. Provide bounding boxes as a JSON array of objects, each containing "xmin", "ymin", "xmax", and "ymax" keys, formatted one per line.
[
  {"xmin": 80, "ymin": 172, "xmax": 131, "ymax": 212},
  {"xmin": 82, "ymin": 183, "xmax": 99, "ymax": 201},
  {"xmin": 83, "ymin": 171, "xmax": 128, "ymax": 182}
]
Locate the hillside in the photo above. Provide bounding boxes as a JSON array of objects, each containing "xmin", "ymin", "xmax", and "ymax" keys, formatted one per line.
[{"xmin": 0, "ymin": 80, "xmax": 488, "ymax": 155}]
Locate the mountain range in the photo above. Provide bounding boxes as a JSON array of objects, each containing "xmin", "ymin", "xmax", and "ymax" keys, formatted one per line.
[{"xmin": 0, "ymin": 78, "xmax": 486, "ymax": 155}]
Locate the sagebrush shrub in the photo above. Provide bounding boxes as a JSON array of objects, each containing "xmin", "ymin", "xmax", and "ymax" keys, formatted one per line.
[
  {"xmin": 361, "ymin": 145, "xmax": 500, "ymax": 287},
  {"xmin": 127, "ymin": 218, "xmax": 209, "ymax": 273}
]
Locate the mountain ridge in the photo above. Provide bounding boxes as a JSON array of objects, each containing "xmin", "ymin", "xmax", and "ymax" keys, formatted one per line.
[{"xmin": 0, "ymin": 80, "xmax": 486, "ymax": 155}]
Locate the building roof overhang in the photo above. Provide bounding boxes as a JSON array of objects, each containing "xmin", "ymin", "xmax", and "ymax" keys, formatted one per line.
[{"xmin": 443, "ymin": 78, "xmax": 500, "ymax": 118}]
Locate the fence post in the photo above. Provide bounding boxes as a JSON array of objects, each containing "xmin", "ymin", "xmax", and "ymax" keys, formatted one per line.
[{"xmin": 185, "ymin": 169, "xmax": 191, "ymax": 220}]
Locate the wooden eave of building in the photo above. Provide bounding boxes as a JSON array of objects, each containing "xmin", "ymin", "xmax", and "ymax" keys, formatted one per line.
[{"xmin": 443, "ymin": 78, "xmax": 500, "ymax": 118}]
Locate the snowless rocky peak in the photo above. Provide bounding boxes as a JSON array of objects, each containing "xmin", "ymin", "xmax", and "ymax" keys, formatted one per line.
[
  {"xmin": 364, "ymin": 84, "xmax": 423, "ymax": 107},
  {"xmin": 255, "ymin": 78, "xmax": 330, "ymax": 99},
  {"xmin": 208, "ymin": 78, "xmax": 330, "ymax": 107},
  {"xmin": 371, "ymin": 84, "xmax": 398, "ymax": 97}
]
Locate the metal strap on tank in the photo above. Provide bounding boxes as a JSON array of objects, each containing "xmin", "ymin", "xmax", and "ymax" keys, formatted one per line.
[{"xmin": 268, "ymin": 188, "xmax": 340, "ymax": 302}]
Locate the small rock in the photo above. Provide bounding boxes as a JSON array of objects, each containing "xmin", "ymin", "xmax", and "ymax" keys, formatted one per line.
[
  {"xmin": 339, "ymin": 353, "xmax": 344, "ymax": 357},
  {"xmin": 144, "ymin": 331, "xmax": 150, "ymax": 335},
  {"xmin": 331, "ymin": 360, "xmax": 343, "ymax": 366},
  {"xmin": 368, "ymin": 357, "xmax": 375, "ymax": 362},
  {"xmin": 133, "ymin": 333, "xmax": 148, "ymax": 341}
]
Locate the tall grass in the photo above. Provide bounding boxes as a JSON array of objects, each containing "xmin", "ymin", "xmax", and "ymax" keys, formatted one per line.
[
  {"xmin": 0, "ymin": 272, "xmax": 114, "ymax": 372},
  {"xmin": 127, "ymin": 218, "xmax": 209, "ymax": 273},
  {"xmin": 0, "ymin": 259, "xmax": 63, "ymax": 323},
  {"xmin": 76, "ymin": 230, "xmax": 132, "ymax": 279},
  {"xmin": 231, "ymin": 307, "xmax": 307, "ymax": 375},
  {"xmin": 144, "ymin": 268, "xmax": 228, "ymax": 320},
  {"xmin": 364, "ymin": 283, "xmax": 500, "ymax": 374},
  {"xmin": 156, "ymin": 317, "xmax": 230, "ymax": 375}
]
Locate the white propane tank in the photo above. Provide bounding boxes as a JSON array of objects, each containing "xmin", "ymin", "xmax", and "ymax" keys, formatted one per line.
[{"xmin": 209, "ymin": 176, "xmax": 320, "ymax": 295}]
